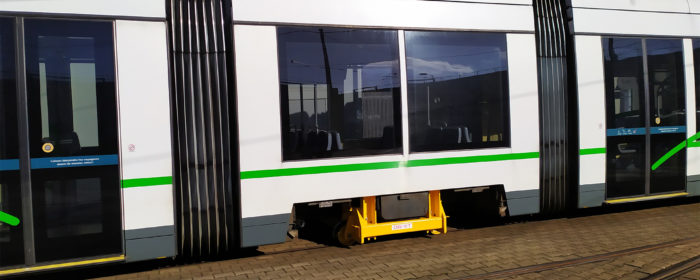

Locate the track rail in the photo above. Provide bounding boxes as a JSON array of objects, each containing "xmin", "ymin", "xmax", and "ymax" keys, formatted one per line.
[
  {"xmin": 462, "ymin": 236, "xmax": 700, "ymax": 280},
  {"xmin": 643, "ymin": 255, "xmax": 700, "ymax": 280}
]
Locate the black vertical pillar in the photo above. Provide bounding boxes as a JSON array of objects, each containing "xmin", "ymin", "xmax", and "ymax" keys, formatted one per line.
[
  {"xmin": 533, "ymin": 0, "xmax": 578, "ymax": 214},
  {"xmin": 167, "ymin": 0, "xmax": 239, "ymax": 259}
]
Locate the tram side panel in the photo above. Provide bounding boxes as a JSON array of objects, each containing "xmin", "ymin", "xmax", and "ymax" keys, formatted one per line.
[
  {"xmin": 575, "ymin": 35, "xmax": 607, "ymax": 208},
  {"xmin": 233, "ymin": 27, "xmax": 540, "ymax": 247},
  {"xmin": 116, "ymin": 20, "xmax": 176, "ymax": 262},
  {"xmin": 0, "ymin": 0, "xmax": 164, "ymax": 18}
]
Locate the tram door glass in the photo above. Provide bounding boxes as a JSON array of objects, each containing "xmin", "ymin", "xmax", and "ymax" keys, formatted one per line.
[
  {"xmin": 24, "ymin": 19, "xmax": 121, "ymax": 262},
  {"xmin": 0, "ymin": 18, "xmax": 24, "ymax": 268},
  {"xmin": 603, "ymin": 37, "xmax": 686, "ymax": 199},
  {"xmin": 647, "ymin": 39, "xmax": 685, "ymax": 194},
  {"xmin": 694, "ymin": 39, "xmax": 700, "ymax": 133}
]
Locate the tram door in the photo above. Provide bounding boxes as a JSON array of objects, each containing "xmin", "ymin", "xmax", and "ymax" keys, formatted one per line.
[
  {"xmin": 604, "ymin": 38, "xmax": 687, "ymax": 199},
  {"xmin": 1, "ymin": 18, "xmax": 122, "ymax": 268}
]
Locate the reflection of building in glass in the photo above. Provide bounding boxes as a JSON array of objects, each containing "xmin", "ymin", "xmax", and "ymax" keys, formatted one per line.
[
  {"xmin": 278, "ymin": 26, "xmax": 402, "ymax": 160},
  {"xmin": 409, "ymin": 70, "xmax": 509, "ymax": 151}
]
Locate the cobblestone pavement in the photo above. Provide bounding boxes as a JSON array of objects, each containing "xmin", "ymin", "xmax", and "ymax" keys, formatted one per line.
[{"xmin": 92, "ymin": 199, "xmax": 699, "ymax": 280}]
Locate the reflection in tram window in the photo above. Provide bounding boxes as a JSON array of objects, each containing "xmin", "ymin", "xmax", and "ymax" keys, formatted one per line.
[
  {"xmin": 0, "ymin": 19, "xmax": 18, "ymax": 160},
  {"xmin": 603, "ymin": 38, "xmax": 646, "ymax": 198},
  {"xmin": 39, "ymin": 62, "xmax": 100, "ymax": 147},
  {"xmin": 277, "ymin": 27, "xmax": 402, "ymax": 160},
  {"xmin": 43, "ymin": 178, "xmax": 103, "ymax": 238},
  {"xmin": 603, "ymin": 38, "xmax": 645, "ymax": 129},
  {"xmin": 0, "ymin": 18, "xmax": 23, "ymax": 268},
  {"xmin": 26, "ymin": 20, "xmax": 118, "ymax": 158},
  {"xmin": 694, "ymin": 39, "xmax": 700, "ymax": 132},
  {"xmin": 646, "ymin": 39, "xmax": 684, "ymax": 127},
  {"xmin": 646, "ymin": 39, "xmax": 686, "ymax": 194},
  {"xmin": 405, "ymin": 31, "xmax": 509, "ymax": 152},
  {"xmin": 31, "ymin": 169, "xmax": 121, "ymax": 262},
  {"xmin": 24, "ymin": 19, "xmax": 121, "ymax": 262},
  {"xmin": 0, "ymin": 177, "xmax": 24, "ymax": 267}
]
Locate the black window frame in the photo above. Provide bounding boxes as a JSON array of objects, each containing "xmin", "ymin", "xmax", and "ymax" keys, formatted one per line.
[{"xmin": 693, "ymin": 38, "xmax": 700, "ymax": 132}]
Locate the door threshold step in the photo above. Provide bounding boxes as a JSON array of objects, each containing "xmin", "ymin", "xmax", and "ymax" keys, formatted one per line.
[{"xmin": 605, "ymin": 192, "xmax": 688, "ymax": 204}]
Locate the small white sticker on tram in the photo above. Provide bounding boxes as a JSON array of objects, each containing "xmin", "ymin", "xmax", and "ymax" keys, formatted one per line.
[{"xmin": 392, "ymin": 223, "xmax": 413, "ymax": 231}]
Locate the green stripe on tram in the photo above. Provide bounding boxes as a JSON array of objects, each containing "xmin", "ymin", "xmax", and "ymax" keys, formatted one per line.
[
  {"xmin": 0, "ymin": 211, "xmax": 19, "ymax": 227},
  {"xmin": 240, "ymin": 161, "xmax": 400, "ymax": 179},
  {"xmin": 240, "ymin": 151, "xmax": 540, "ymax": 179},
  {"xmin": 403, "ymin": 152, "xmax": 539, "ymax": 167},
  {"xmin": 580, "ymin": 148, "xmax": 606, "ymax": 155},
  {"xmin": 121, "ymin": 176, "xmax": 173, "ymax": 188},
  {"xmin": 652, "ymin": 131, "xmax": 700, "ymax": 171}
]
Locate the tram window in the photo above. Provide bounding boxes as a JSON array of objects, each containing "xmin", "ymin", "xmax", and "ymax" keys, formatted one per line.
[
  {"xmin": 694, "ymin": 39, "xmax": 700, "ymax": 132},
  {"xmin": 602, "ymin": 38, "xmax": 645, "ymax": 129},
  {"xmin": 405, "ymin": 31, "xmax": 510, "ymax": 152},
  {"xmin": 25, "ymin": 20, "xmax": 118, "ymax": 158},
  {"xmin": 646, "ymin": 39, "xmax": 685, "ymax": 127},
  {"xmin": 277, "ymin": 27, "xmax": 402, "ymax": 160},
  {"xmin": 0, "ymin": 18, "xmax": 18, "ymax": 160}
]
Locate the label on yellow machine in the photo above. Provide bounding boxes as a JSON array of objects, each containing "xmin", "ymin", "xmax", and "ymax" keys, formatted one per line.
[{"xmin": 392, "ymin": 223, "xmax": 413, "ymax": 231}]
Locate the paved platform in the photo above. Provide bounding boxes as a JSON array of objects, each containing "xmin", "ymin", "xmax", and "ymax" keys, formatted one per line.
[{"xmin": 70, "ymin": 199, "xmax": 700, "ymax": 279}]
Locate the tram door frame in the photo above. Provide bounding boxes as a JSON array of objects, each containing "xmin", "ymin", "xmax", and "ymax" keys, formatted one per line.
[
  {"xmin": 0, "ymin": 17, "xmax": 123, "ymax": 269},
  {"xmin": 603, "ymin": 37, "xmax": 688, "ymax": 200}
]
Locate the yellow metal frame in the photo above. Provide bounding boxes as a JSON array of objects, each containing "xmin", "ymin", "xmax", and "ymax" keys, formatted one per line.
[
  {"xmin": 337, "ymin": 190, "xmax": 447, "ymax": 245},
  {"xmin": 0, "ymin": 255, "xmax": 125, "ymax": 276}
]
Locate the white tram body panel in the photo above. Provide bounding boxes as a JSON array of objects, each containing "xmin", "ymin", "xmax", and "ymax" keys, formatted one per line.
[
  {"xmin": 0, "ymin": 0, "xmax": 164, "ymax": 18},
  {"xmin": 115, "ymin": 20, "xmax": 175, "ymax": 233},
  {"xmin": 233, "ymin": 0, "xmax": 541, "ymax": 246},
  {"xmin": 232, "ymin": 0, "xmax": 534, "ymax": 32}
]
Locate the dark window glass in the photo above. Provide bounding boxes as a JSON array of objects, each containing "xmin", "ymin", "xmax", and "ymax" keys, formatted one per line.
[
  {"xmin": 602, "ymin": 38, "xmax": 646, "ymax": 198},
  {"xmin": 647, "ymin": 39, "xmax": 686, "ymax": 194},
  {"xmin": 0, "ymin": 18, "xmax": 18, "ymax": 160},
  {"xmin": 31, "ymin": 167, "xmax": 121, "ymax": 261},
  {"xmin": 0, "ymin": 173, "xmax": 22, "ymax": 267},
  {"xmin": 0, "ymin": 18, "xmax": 23, "ymax": 268},
  {"xmin": 405, "ymin": 31, "xmax": 509, "ymax": 152},
  {"xmin": 694, "ymin": 39, "xmax": 700, "ymax": 132},
  {"xmin": 277, "ymin": 27, "xmax": 402, "ymax": 160},
  {"xmin": 24, "ymin": 19, "xmax": 121, "ymax": 262},
  {"xmin": 647, "ymin": 39, "xmax": 685, "ymax": 127},
  {"xmin": 603, "ymin": 38, "xmax": 646, "ymax": 129},
  {"xmin": 25, "ymin": 20, "xmax": 118, "ymax": 158}
]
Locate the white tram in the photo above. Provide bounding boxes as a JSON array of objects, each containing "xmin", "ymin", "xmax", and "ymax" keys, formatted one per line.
[{"xmin": 0, "ymin": 0, "xmax": 698, "ymax": 276}]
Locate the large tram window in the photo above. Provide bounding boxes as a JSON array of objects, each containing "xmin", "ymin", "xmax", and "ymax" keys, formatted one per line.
[
  {"xmin": 277, "ymin": 27, "xmax": 402, "ymax": 160},
  {"xmin": 0, "ymin": 18, "xmax": 24, "ymax": 268},
  {"xmin": 694, "ymin": 39, "xmax": 700, "ymax": 132},
  {"xmin": 404, "ymin": 31, "xmax": 509, "ymax": 152}
]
